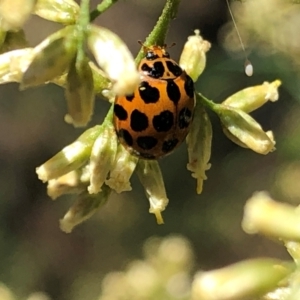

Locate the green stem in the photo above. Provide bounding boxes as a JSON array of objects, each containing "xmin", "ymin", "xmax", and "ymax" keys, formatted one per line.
[
  {"xmin": 76, "ymin": 0, "xmax": 90, "ymax": 64},
  {"xmin": 135, "ymin": 0, "xmax": 181, "ymax": 64},
  {"xmin": 90, "ymin": 0, "xmax": 119, "ymax": 21},
  {"xmin": 196, "ymin": 92, "xmax": 218, "ymax": 112}
]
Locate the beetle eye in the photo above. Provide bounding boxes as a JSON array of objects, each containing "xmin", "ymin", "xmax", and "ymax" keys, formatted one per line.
[
  {"xmin": 163, "ymin": 52, "xmax": 170, "ymax": 58},
  {"xmin": 146, "ymin": 52, "xmax": 157, "ymax": 60}
]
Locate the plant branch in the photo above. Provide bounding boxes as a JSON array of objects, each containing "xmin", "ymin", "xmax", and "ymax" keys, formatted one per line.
[
  {"xmin": 76, "ymin": 0, "xmax": 90, "ymax": 64},
  {"xmin": 196, "ymin": 92, "xmax": 218, "ymax": 112},
  {"xmin": 135, "ymin": 0, "xmax": 181, "ymax": 64},
  {"xmin": 90, "ymin": 0, "xmax": 119, "ymax": 22}
]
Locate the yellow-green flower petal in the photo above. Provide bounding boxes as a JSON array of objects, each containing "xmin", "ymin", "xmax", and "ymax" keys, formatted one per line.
[
  {"xmin": 0, "ymin": 0, "xmax": 36, "ymax": 30},
  {"xmin": 179, "ymin": 29, "xmax": 211, "ymax": 82},
  {"xmin": 192, "ymin": 258, "xmax": 294, "ymax": 300},
  {"xmin": 0, "ymin": 48, "xmax": 34, "ymax": 84},
  {"xmin": 87, "ymin": 24, "xmax": 140, "ymax": 96},
  {"xmin": 36, "ymin": 125, "xmax": 102, "ymax": 182},
  {"xmin": 105, "ymin": 145, "xmax": 139, "ymax": 193},
  {"xmin": 216, "ymin": 104, "xmax": 275, "ymax": 154},
  {"xmin": 88, "ymin": 122, "xmax": 118, "ymax": 194},
  {"xmin": 60, "ymin": 185, "xmax": 111, "ymax": 233},
  {"xmin": 186, "ymin": 101, "xmax": 212, "ymax": 194},
  {"xmin": 21, "ymin": 26, "xmax": 77, "ymax": 88},
  {"xmin": 65, "ymin": 56, "xmax": 94, "ymax": 127},
  {"xmin": 223, "ymin": 80, "xmax": 281, "ymax": 113},
  {"xmin": 243, "ymin": 191, "xmax": 300, "ymax": 241},
  {"xmin": 136, "ymin": 160, "xmax": 169, "ymax": 225},
  {"xmin": 34, "ymin": 0, "xmax": 79, "ymax": 25},
  {"xmin": 47, "ymin": 169, "xmax": 87, "ymax": 200}
]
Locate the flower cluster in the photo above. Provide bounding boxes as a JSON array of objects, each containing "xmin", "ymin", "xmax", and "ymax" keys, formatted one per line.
[
  {"xmin": 96, "ymin": 192, "xmax": 300, "ymax": 300},
  {"xmin": 0, "ymin": 283, "xmax": 50, "ymax": 300},
  {"xmin": 0, "ymin": 0, "xmax": 282, "ymax": 231},
  {"xmin": 98, "ymin": 235, "xmax": 195, "ymax": 300},
  {"xmin": 97, "ymin": 230, "xmax": 296, "ymax": 300},
  {"xmin": 0, "ymin": 0, "xmax": 140, "ymax": 127}
]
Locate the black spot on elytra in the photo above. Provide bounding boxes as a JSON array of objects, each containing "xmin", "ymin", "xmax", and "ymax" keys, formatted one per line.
[
  {"xmin": 152, "ymin": 110, "xmax": 174, "ymax": 132},
  {"xmin": 139, "ymin": 81, "xmax": 160, "ymax": 103},
  {"xmin": 166, "ymin": 80, "xmax": 181, "ymax": 104},
  {"xmin": 130, "ymin": 109, "xmax": 148, "ymax": 132},
  {"xmin": 178, "ymin": 107, "xmax": 192, "ymax": 129},
  {"xmin": 118, "ymin": 129, "xmax": 133, "ymax": 146},
  {"xmin": 162, "ymin": 139, "xmax": 179, "ymax": 153},
  {"xmin": 141, "ymin": 62, "xmax": 165, "ymax": 78},
  {"xmin": 184, "ymin": 75, "xmax": 194, "ymax": 98},
  {"xmin": 137, "ymin": 136, "xmax": 158, "ymax": 150},
  {"xmin": 166, "ymin": 61, "xmax": 182, "ymax": 77},
  {"xmin": 141, "ymin": 63, "xmax": 152, "ymax": 74},
  {"xmin": 152, "ymin": 61, "xmax": 165, "ymax": 77},
  {"xmin": 114, "ymin": 104, "xmax": 128, "ymax": 120},
  {"xmin": 126, "ymin": 94, "xmax": 134, "ymax": 101}
]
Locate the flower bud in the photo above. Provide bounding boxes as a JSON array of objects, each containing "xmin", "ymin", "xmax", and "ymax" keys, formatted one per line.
[
  {"xmin": 36, "ymin": 125, "xmax": 102, "ymax": 182},
  {"xmin": 47, "ymin": 169, "xmax": 88, "ymax": 200},
  {"xmin": 0, "ymin": 48, "xmax": 34, "ymax": 84},
  {"xmin": 155, "ymin": 236, "xmax": 194, "ymax": 271},
  {"xmin": 243, "ymin": 191, "xmax": 300, "ymax": 241},
  {"xmin": 186, "ymin": 101, "xmax": 212, "ymax": 194},
  {"xmin": 0, "ymin": 0, "xmax": 36, "ymax": 30},
  {"xmin": 124, "ymin": 261, "xmax": 158, "ymax": 295},
  {"xmin": 34, "ymin": 0, "xmax": 79, "ymax": 25},
  {"xmin": 60, "ymin": 185, "xmax": 111, "ymax": 233},
  {"xmin": 223, "ymin": 80, "xmax": 281, "ymax": 113},
  {"xmin": 216, "ymin": 104, "xmax": 275, "ymax": 154},
  {"xmin": 105, "ymin": 144, "xmax": 139, "ymax": 193},
  {"xmin": 65, "ymin": 57, "xmax": 95, "ymax": 127},
  {"xmin": 222, "ymin": 126, "xmax": 248, "ymax": 149},
  {"xmin": 136, "ymin": 160, "xmax": 169, "ymax": 224},
  {"xmin": 87, "ymin": 24, "xmax": 140, "ymax": 96},
  {"xmin": 21, "ymin": 26, "xmax": 77, "ymax": 89},
  {"xmin": 88, "ymin": 122, "xmax": 118, "ymax": 194},
  {"xmin": 192, "ymin": 258, "xmax": 294, "ymax": 300},
  {"xmin": 222, "ymin": 125, "xmax": 275, "ymax": 150},
  {"xmin": 179, "ymin": 29, "xmax": 211, "ymax": 82}
]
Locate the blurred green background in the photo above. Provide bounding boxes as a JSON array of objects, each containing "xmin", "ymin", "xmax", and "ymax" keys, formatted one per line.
[{"xmin": 0, "ymin": 0, "xmax": 298, "ymax": 299}]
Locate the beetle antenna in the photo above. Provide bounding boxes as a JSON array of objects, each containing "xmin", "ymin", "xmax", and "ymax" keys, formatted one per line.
[
  {"xmin": 166, "ymin": 42, "xmax": 176, "ymax": 49},
  {"xmin": 138, "ymin": 40, "xmax": 148, "ymax": 53}
]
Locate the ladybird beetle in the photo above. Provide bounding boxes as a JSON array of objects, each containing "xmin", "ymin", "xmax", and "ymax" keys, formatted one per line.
[{"xmin": 113, "ymin": 45, "xmax": 195, "ymax": 159}]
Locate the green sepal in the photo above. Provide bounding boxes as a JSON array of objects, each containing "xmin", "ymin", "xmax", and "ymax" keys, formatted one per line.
[
  {"xmin": 60, "ymin": 185, "xmax": 112, "ymax": 233},
  {"xmin": 65, "ymin": 56, "xmax": 94, "ymax": 127},
  {"xmin": 21, "ymin": 26, "xmax": 77, "ymax": 89}
]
